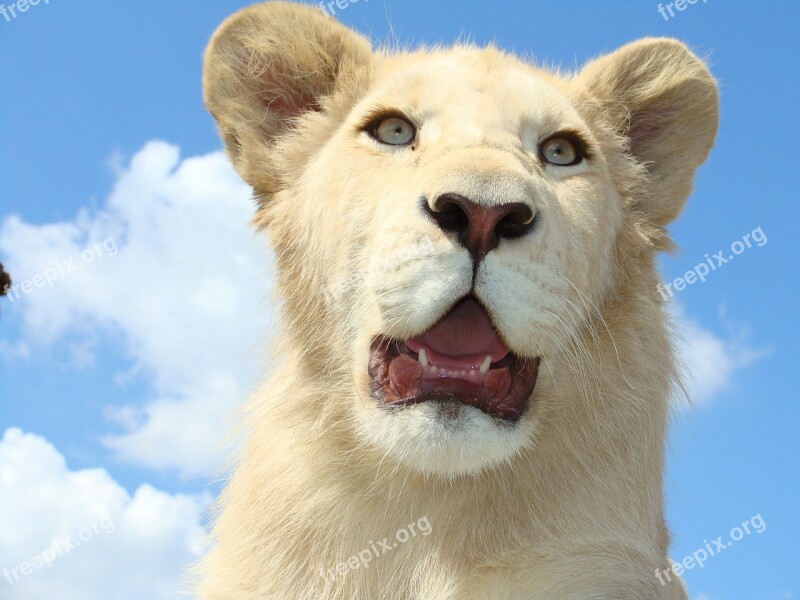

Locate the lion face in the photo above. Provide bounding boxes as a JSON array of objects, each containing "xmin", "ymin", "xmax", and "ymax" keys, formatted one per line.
[
  {"xmin": 203, "ymin": 4, "xmax": 717, "ymax": 477},
  {"xmin": 297, "ymin": 50, "xmax": 621, "ymax": 475}
]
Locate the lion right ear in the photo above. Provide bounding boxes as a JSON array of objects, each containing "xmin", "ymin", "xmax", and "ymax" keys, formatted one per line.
[
  {"xmin": 572, "ymin": 38, "xmax": 719, "ymax": 228},
  {"xmin": 202, "ymin": 2, "xmax": 372, "ymax": 193}
]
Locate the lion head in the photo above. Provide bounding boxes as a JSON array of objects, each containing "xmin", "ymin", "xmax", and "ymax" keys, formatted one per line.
[{"xmin": 203, "ymin": 2, "xmax": 717, "ymax": 479}]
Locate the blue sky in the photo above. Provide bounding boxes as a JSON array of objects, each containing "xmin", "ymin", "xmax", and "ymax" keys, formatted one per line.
[{"xmin": 1, "ymin": 1, "xmax": 798, "ymax": 598}]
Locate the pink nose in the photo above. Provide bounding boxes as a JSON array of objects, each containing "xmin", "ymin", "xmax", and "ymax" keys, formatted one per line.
[{"xmin": 424, "ymin": 193, "xmax": 536, "ymax": 261}]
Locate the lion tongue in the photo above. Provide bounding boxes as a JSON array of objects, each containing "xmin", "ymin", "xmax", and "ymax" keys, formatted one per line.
[{"xmin": 406, "ymin": 298, "xmax": 508, "ymax": 370}]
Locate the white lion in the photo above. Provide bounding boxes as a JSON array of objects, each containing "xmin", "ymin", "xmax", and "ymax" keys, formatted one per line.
[{"xmin": 196, "ymin": 2, "xmax": 718, "ymax": 598}]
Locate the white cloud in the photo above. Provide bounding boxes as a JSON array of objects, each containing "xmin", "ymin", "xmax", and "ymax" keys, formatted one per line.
[
  {"xmin": 670, "ymin": 304, "xmax": 765, "ymax": 408},
  {"xmin": 0, "ymin": 142, "xmax": 273, "ymax": 477},
  {"xmin": 0, "ymin": 428, "xmax": 209, "ymax": 600}
]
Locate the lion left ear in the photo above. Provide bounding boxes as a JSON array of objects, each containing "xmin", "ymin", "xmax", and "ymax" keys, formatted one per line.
[
  {"xmin": 203, "ymin": 2, "xmax": 373, "ymax": 195},
  {"xmin": 572, "ymin": 38, "xmax": 719, "ymax": 226}
]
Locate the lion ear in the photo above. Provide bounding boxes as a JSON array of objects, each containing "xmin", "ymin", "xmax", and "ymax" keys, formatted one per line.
[
  {"xmin": 573, "ymin": 38, "xmax": 719, "ymax": 226},
  {"xmin": 203, "ymin": 2, "xmax": 372, "ymax": 192}
]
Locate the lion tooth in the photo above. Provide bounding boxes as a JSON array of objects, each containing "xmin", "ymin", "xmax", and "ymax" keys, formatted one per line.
[
  {"xmin": 469, "ymin": 369, "xmax": 476, "ymax": 379},
  {"xmin": 479, "ymin": 355, "xmax": 492, "ymax": 375},
  {"xmin": 418, "ymin": 348, "xmax": 428, "ymax": 368}
]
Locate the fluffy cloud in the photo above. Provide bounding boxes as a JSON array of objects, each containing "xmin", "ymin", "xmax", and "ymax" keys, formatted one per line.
[
  {"xmin": 670, "ymin": 305, "xmax": 764, "ymax": 408},
  {"xmin": 0, "ymin": 142, "xmax": 273, "ymax": 477},
  {"xmin": 0, "ymin": 428, "xmax": 209, "ymax": 600}
]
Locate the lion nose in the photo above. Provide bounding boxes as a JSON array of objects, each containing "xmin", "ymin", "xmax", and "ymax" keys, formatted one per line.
[{"xmin": 425, "ymin": 193, "xmax": 536, "ymax": 261}]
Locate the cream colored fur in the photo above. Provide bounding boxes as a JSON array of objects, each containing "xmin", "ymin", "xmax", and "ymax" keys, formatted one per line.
[{"xmin": 196, "ymin": 2, "xmax": 718, "ymax": 598}]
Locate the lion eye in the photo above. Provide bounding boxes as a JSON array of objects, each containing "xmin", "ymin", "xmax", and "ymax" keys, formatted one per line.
[
  {"xmin": 540, "ymin": 137, "xmax": 581, "ymax": 166},
  {"xmin": 371, "ymin": 116, "xmax": 416, "ymax": 146}
]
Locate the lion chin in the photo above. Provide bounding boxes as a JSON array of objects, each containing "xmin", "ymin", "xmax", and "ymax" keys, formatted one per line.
[{"xmin": 195, "ymin": 2, "xmax": 718, "ymax": 599}]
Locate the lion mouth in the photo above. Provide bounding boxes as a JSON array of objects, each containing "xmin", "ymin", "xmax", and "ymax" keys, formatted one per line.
[{"xmin": 369, "ymin": 297, "xmax": 540, "ymax": 422}]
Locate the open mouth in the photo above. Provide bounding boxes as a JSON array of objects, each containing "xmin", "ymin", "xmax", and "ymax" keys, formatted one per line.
[{"xmin": 369, "ymin": 296, "xmax": 540, "ymax": 422}]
